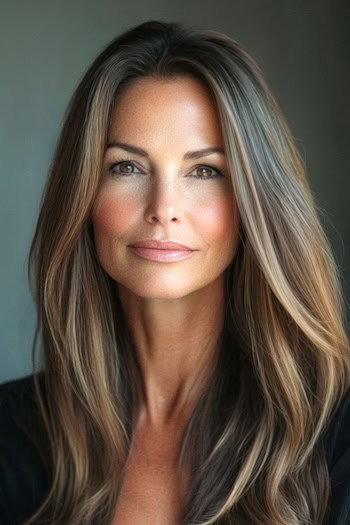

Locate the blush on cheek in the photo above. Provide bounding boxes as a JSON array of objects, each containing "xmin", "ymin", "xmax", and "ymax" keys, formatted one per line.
[
  {"xmin": 199, "ymin": 199, "xmax": 237, "ymax": 240},
  {"xmin": 92, "ymin": 192, "xmax": 132, "ymax": 234}
]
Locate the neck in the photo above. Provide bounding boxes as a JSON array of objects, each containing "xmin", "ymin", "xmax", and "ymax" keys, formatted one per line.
[{"xmin": 117, "ymin": 276, "xmax": 225, "ymax": 425}]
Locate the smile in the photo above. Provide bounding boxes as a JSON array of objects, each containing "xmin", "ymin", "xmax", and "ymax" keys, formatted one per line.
[{"xmin": 128, "ymin": 246, "xmax": 195, "ymax": 262}]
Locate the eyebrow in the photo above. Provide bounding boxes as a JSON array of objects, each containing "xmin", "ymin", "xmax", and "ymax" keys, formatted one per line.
[{"xmin": 106, "ymin": 141, "xmax": 225, "ymax": 160}]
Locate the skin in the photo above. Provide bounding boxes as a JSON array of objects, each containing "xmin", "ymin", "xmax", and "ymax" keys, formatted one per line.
[{"xmin": 91, "ymin": 75, "xmax": 239, "ymax": 523}]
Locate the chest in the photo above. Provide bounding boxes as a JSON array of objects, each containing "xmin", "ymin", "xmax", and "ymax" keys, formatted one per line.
[{"xmin": 111, "ymin": 423, "xmax": 189, "ymax": 525}]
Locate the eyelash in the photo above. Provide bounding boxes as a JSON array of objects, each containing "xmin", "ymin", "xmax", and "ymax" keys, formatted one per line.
[{"xmin": 106, "ymin": 158, "xmax": 224, "ymax": 180}]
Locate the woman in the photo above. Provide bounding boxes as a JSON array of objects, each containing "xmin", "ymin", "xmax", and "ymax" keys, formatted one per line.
[{"xmin": 1, "ymin": 19, "xmax": 350, "ymax": 525}]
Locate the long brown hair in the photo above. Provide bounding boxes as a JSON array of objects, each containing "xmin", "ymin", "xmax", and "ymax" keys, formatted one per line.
[{"xmin": 26, "ymin": 20, "xmax": 350, "ymax": 524}]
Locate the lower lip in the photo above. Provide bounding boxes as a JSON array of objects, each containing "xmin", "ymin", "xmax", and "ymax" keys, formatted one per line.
[{"xmin": 129, "ymin": 246, "xmax": 195, "ymax": 262}]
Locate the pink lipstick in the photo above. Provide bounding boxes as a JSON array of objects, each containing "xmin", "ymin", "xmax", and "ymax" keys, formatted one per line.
[{"xmin": 128, "ymin": 240, "xmax": 195, "ymax": 262}]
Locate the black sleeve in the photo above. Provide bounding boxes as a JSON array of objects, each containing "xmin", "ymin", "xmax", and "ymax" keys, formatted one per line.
[
  {"xmin": 0, "ymin": 374, "xmax": 51, "ymax": 525},
  {"xmin": 323, "ymin": 390, "xmax": 350, "ymax": 524}
]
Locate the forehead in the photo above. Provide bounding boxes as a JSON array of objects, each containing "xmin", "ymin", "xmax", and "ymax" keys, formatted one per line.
[{"xmin": 109, "ymin": 76, "xmax": 224, "ymax": 147}]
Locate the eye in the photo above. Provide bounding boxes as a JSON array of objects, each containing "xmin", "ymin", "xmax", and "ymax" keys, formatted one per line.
[
  {"xmin": 192, "ymin": 165, "xmax": 224, "ymax": 179},
  {"xmin": 107, "ymin": 159, "xmax": 143, "ymax": 176}
]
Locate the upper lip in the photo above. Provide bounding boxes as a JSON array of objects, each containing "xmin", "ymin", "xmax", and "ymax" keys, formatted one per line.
[{"xmin": 129, "ymin": 240, "xmax": 193, "ymax": 250}]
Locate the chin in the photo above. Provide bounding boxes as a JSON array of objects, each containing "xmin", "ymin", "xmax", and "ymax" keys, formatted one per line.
[
  {"xmin": 116, "ymin": 276, "xmax": 201, "ymax": 299},
  {"xmin": 119, "ymin": 281, "xmax": 198, "ymax": 300},
  {"xmin": 116, "ymin": 273, "xmax": 224, "ymax": 302}
]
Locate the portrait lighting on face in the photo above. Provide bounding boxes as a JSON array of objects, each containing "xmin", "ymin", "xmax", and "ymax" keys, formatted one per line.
[{"xmin": 91, "ymin": 75, "xmax": 239, "ymax": 303}]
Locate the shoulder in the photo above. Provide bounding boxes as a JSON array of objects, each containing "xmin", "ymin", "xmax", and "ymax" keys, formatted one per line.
[
  {"xmin": 323, "ymin": 388, "xmax": 350, "ymax": 524},
  {"xmin": 0, "ymin": 372, "xmax": 52, "ymax": 524},
  {"xmin": 0, "ymin": 372, "xmax": 43, "ymax": 412},
  {"xmin": 0, "ymin": 372, "xmax": 48, "ymax": 451},
  {"xmin": 325, "ymin": 388, "xmax": 350, "ymax": 475}
]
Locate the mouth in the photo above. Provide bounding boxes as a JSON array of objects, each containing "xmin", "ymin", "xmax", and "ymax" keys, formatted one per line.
[
  {"xmin": 129, "ymin": 240, "xmax": 193, "ymax": 250},
  {"xmin": 128, "ymin": 240, "xmax": 195, "ymax": 262}
]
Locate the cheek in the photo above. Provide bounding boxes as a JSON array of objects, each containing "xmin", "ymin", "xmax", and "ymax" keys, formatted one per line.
[
  {"xmin": 91, "ymin": 189, "xmax": 135, "ymax": 237},
  {"xmin": 196, "ymin": 192, "xmax": 238, "ymax": 249}
]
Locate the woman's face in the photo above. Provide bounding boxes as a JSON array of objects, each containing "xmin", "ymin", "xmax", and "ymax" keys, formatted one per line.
[{"xmin": 91, "ymin": 75, "xmax": 239, "ymax": 299}]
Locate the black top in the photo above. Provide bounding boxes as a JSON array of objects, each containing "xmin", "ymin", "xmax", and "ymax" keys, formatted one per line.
[{"xmin": 0, "ymin": 374, "xmax": 350, "ymax": 524}]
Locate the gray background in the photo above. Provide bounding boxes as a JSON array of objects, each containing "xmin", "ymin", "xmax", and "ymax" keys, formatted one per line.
[{"xmin": 1, "ymin": 1, "xmax": 349, "ymax": 383}]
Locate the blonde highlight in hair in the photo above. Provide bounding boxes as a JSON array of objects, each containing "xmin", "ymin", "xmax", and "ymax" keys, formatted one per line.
[{"xmin": 26, "ymin": 20, "xmax": 350, "ymax": 524}]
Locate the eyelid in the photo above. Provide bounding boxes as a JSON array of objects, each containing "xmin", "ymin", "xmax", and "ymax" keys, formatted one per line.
[
  {"xmin": 106, "ymin": 158, "xmax": 224, "ymax": 178},
  {"xmin": 106, "ymin": 158, "xmax": 144, "ymax": 175},
  {"xmin": 192, "ymin": 164, "xmax": 224, "ymax": 178}
]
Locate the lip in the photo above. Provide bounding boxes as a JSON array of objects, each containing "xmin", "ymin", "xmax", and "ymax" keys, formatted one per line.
[
  {"xmin": 128, "ymin": 240, "xmax": 195, "ymax": 262},
  {"xmin": 129, "ymin": 240, "xmax": 193, "ymax": 250}
]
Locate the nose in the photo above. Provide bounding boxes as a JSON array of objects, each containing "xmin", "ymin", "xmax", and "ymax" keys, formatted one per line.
[{"xmin": 144, "ymin": 176, "xmax": 180, "ymax": 225}]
